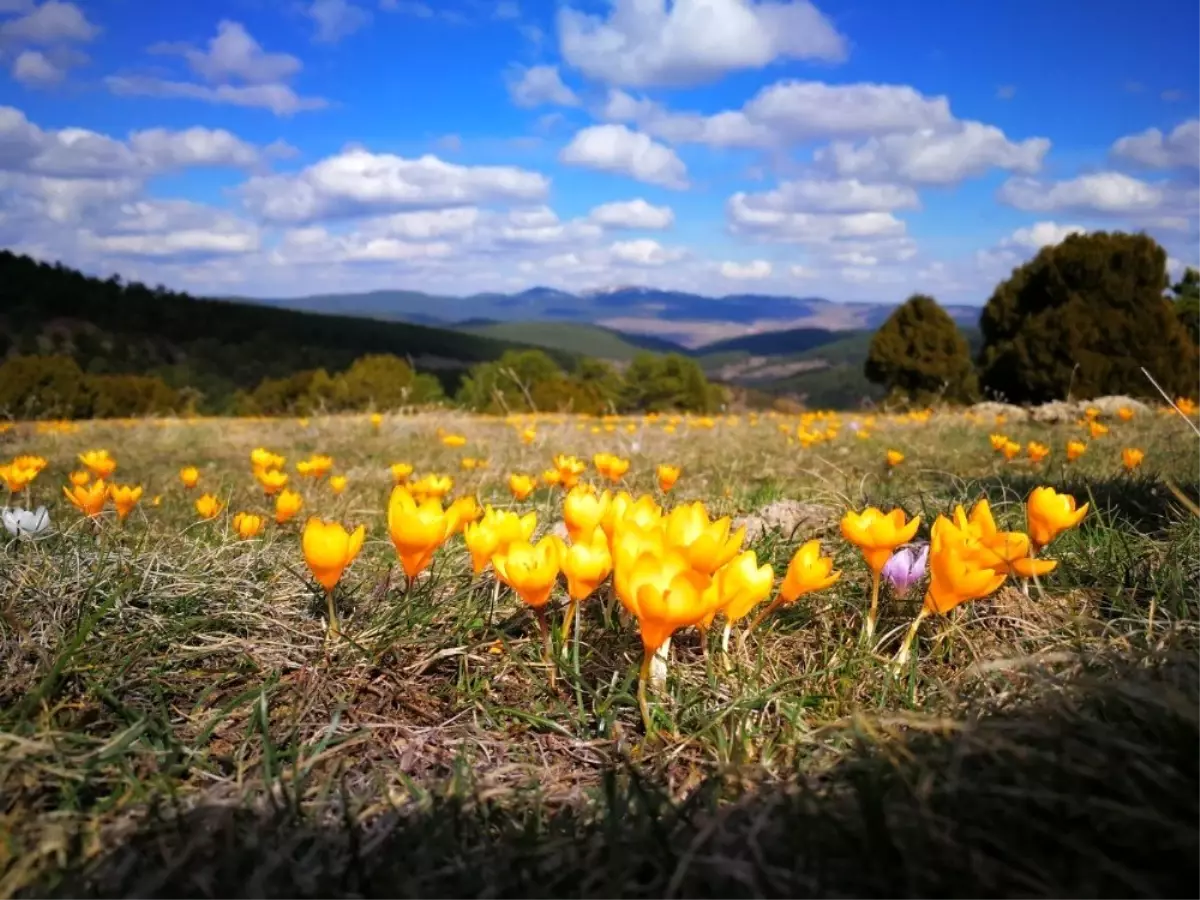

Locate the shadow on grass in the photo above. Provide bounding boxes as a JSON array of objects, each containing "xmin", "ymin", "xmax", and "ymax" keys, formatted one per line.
[
  {"xmin": 36, "ymin": 648, "xmax": 1198, "ymax": 899},
  {"xmin": 924, "ymin": 471, "xmax": 1200, "ymax": 537}
]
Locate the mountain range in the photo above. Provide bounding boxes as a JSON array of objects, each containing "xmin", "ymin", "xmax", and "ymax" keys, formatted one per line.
[{"xmin": 245, "ymin": 286, "xmax": 982, "ymax": 349}]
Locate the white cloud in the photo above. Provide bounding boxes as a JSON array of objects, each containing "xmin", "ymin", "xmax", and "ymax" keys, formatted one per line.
[
  {"xmin": 110, "ymin": 21, "xmax": 324, "ymax": 116},
  {"xmin": 997, "ymin": 172, "xmax": 1166, "ymax": 215},
  {"xmin": 495, "ymin": 204, "xmax": 603, "ymax": 245},
  {"xmin": 506, "ymin": 65, "xmax": 579, "ymax": 108},
  {"xmin": 493, "ymin": 1, "xmax": 520, "ymax": 20},
  {"xmin": 1003, "ymin": 221, "xmax": 1086, "ymax": 250},
  {"xmin": 736, "ymin": 178, "xmax": 920, "ymax": 214},
  {"xmin": 0, "ymin": 106, "xmax": 270, "ymax": 178},
  {"xmin": 240, "ymin": 148, "xmax": 551, "ymax": 222},
  {"xmin": 165, "ymin": 20, "xmax": 301, "ymax": 84},
  {"xmin": 105, "ymin": 76, "xmax": 327, "ymax": 116},
  {"xmin": 1111, "ymin": 119, "xmax": 1199, "ymax": 170},
  {"xmin": 608, "ymin": 238, "xmax": 685, "ymax": 266},
  {"xmin": 305, "ymin": 0, "xmax": 370, "ymax": 43},
  {"xmin": 719, "ymin": 259, "xmax": 772, "ymax": 280},
  {"xmin": 588, "ymin": 197, "xmax": 674, "ymax": 229},
  {"xmin": 559, "ymin": 124, "xmax": 688, "ymax": 188},
  {"xmin": 558, "ymin": 0, "xmax": 847, "ymax": 87},
  {"xmin": 0, "ymin": 1, "xmax": 97, "ymax": 43},
  {"xmin": 814, "ymin": 122, "xmax": 1050, "ymax": 185},
  {"xmin": 727, "ymin": 191, "xmax": 908, "ymax": 242},
  {"xmin": 601, "ymin": 80, "xmax": 953, "ymax": 148},
  {"xmin": 79, "ymin": 199, "xmax": 260, "ymax": 260},
  {"xmin": 11, "ymin": 49, "xmax": 63, "ymax": 86}
]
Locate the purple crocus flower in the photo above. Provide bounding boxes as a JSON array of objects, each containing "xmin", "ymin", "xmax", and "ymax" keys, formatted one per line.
[{"xmin": 882, "ymin": 544, "xmax": 929, "ymax": 597}]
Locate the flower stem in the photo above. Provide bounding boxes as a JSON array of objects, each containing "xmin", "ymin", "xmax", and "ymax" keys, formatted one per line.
[
  {"xmin": 747, "ymin": 597, "xmax": 784, "ymax": 635},
  {"xmin": 325, "ymin": 588, "xmax": 340, "ymax": 640},
  {"xmin": 536, "ymin": 606, "xmax": 555, "ymax": 689},
  {"xmin": 637, "ymin": 649, "xmax": 654, "ymax": 736},
  {"xmin": 864, "ymin": 570, "xmax": 881, "ymax": 639},
  {"xmin": 560, "ymin": 597, "xmax": 578, "ymax": 644},
  {"xmin": 894, "ymin": 606, "xmax": 930, "ymax": 666}
]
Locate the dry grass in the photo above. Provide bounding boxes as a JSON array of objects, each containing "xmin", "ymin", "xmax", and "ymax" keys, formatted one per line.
[{"xmin": 1, "ymin": 408, "xmax": 1198, "ymax": 898}]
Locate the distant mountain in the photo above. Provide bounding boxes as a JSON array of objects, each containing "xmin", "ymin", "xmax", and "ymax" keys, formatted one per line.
[
  {"xmin": 456, "ymin": 321, "xmax": 689, "ymax": 362},
  {"xmin": 247, "ymin": 286, "xmax": 983, "ymax": 347}
]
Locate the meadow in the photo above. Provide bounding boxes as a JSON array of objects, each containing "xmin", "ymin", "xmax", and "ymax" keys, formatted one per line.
[{"xmin": 1, "ymin": 401, "xmax": 1198, "ymax": 898}]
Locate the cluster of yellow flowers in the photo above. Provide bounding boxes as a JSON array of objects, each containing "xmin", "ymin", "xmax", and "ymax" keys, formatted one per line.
[
  {"xmin": 0, "ymin": 454, "xmax": 48, "ymax": 493},
  {"xmin": 989, "ymin": 431, "xmax": 1145, "ymax": 471}
]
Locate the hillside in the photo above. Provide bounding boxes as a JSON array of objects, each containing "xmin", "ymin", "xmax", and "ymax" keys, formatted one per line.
[
  {"xmin": 693, "ymin": 327, "xmax": 843, "ymax": 358},
  {"xmin": 458, "ymin": 321, "xmax": 688, "ymax": 361},
  {"xmin": 0, "ymin": 252, "xmax": 573, "ymax": 413},
  {"xmin": 248, "ymin": 285, "xmax": 983, "ymax": 342}
]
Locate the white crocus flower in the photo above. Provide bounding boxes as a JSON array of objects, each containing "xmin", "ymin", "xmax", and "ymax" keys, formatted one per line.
[{"xmin": 2, "ymin": 506, "xmax": 51, "ymax": 539}]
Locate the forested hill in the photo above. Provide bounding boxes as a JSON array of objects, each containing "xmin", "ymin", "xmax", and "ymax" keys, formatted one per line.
[{"xmin": 0, "ymin": 251, "xmax": 573, "ymax": 412}]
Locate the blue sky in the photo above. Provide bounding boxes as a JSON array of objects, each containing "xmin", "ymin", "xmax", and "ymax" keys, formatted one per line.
[{"xmin": 0, "ymin": 0, "xmax": 1196, "ymax": 327}]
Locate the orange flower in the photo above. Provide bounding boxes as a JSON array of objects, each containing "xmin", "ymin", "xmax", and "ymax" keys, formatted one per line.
[
  {"xmin": 69, "ymin": 470, "xmax": 90, "ymax": 487},
  {"xmin": 387, "ymin": 486, "xmax": 451, "ymax": 579},
  {"xmin": 1089, "ymin": 421, "xmax": 1109, "ymax": 439},
  {"xmin": 179, "ymin": 466, "xmax": 200, "ymax": 489},
  {"xmin": 492, "ymin": 536, "xmax": 562, "ymax": 609},
  {"xmin": 1117, "ymin": 406, "xmax": 1134, "ymax": 422},
  {"xmin": 390, "ymin": 462, "xmax": 414, "ymax": 485},
  {"xmin": 440, "ymin": 434, "xmax": 467, "ymax": 448},
  {"xmin": 329, "ymin": 475, "xmax": 348, "ymax": 495},
  {"xmin": 508, "ymin": 473, "xmax": 537, "ymax": 501},
  {"xmin": 656, "ymin": 464, "xmax": 681, "ymax": 493},
  {"xmin": 232, "ymin": 512, "xmax": 265, "ymax": 539},
  {"xmin": 593, "ymin": 452, "xmax": 631, "ymax": 482},
  {"xmin": 274, "ymin": 489, "xmax": 303, "ymax": 525},
  {"xmin": 561, "ymin": 526, "xmax": 613, "ymax": 603},
  {"xmin": 885, "ymin": 449, "xmax": 904, "ymax": 467},
  {"xmin": 707, "ymin": 549, "xmax": 774, "ymax": 628},
  {"xmin": 257, "ymin": 468, "xmax": 289, "ymax": 495},
  {"xmin": 410, "ymin": 474, "xmax": 453, "ymax": 503},
  {"xmin": 463, "ymin": 507, "xmax": 537, "ymax": 575},
  {"xmin": 841, "ymin": 506, "xmax": 920, "ymax": 639},
  {"xmin": 64, "ymin": 479, "xmax": 108, "ymax": 517},
  {"xmin": 1066, "ymin": 440, "xmax": 1086, "ymax": 462},
  {"xmin": 297, "ymin": 454, "xmax": 333, "ymax": 479},
  {"xmin": 79, "ymin": 449, "xmax": 116, "ymax": 479},
  {"xmin": 663, "ymin": 501, "xmax": 744, "ymax": 575},
  {"xmin": 989, "ymin": 434, "xmax": 1009, "ymax": 452},
  {"xmin": 195, "ymin": 493, "xmax": 222, "ymax": 520},
  {"xmin": 779, "ymin": 539, "xmax": 841, "ymax": 603},
  {"xmin": 1001, "ymin": 440, "xmax": 1021, "ymax": 460},
  {"xmin": 1122, "ymin": 447, "xmax": 1145, "ymax": 471},
  {"xmin": 108, "ymin": 484, "xmax": 143, "ymax": 521},
  {"xmin": 0, "ymin": 463, "xmax": 38, "ymax": 492},
  {"xmin": 564, "ymin": 485, "xmax": 611, "ymax": 543},
  {"xmin": 446, "ymin": 495, "xmax": 481, "ymax": 534},
  {"xmin": 541, "ymin": 467, "xmax": 563, "ymax": 488},
  {"xmin": 1026, "ymin": 442, "xmax": 1050, "ymax": 464},
  {"xmin": 1026, "ymin": 487, "xmax": 1088, "ymax": 550},
  {"xmin": 552, "ymin": 454, "xmax": 587, "ymax": 489},
  {"xmin": 301, "ymin": 517, "xmax": 366, "ymax": 638}
]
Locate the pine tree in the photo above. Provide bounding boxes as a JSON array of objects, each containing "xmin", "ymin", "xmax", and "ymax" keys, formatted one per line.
[
  {"xmin": 864, "ymin": 294, "xmax": 978, "ymax": 405},
  {"xmin": 978, "ymin": 231, "xmax": 1198, "ymax": 403}
]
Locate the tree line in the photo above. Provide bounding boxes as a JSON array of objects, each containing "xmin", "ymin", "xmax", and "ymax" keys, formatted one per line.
[{"xmin": 864, "ymin": 231, "xmax": 1200, "ymax": 405}]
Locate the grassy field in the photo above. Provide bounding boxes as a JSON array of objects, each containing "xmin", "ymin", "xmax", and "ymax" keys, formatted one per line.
[{"xmin": 1, "ymin": 404, "xmax": 1198, "ymax": 897}]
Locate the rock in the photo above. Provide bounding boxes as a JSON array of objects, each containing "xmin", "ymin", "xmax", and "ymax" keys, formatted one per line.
[
  {"xmin": 969, "ymin": 402, "xmax": 1029, "ymax": 422},
  {"xmin": 1088, "ymin": 395, "xmax": 1151, "ymax": 417},
  {"xmin": 1029, "ymin": 401, "xmax": 1081, "ymax": 424},
  {"xmin": 734, "ymin": 499, "xmax": 832, "ymax": 544}
]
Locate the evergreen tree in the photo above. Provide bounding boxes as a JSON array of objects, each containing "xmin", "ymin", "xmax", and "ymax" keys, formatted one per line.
[
  {"xmin": 864, "ymin": 294, "xmax": 978, "ymax": 405},
  {"xmin": 1170, "ymin": 267, "xmax": 1200, "ymax": 346},
  {"xmin": 978, "ymin": 231, "xmax": 1198, "ymax": 403}
]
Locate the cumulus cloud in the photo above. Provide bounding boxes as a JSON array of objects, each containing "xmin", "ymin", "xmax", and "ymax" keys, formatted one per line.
[
  {"xmin": 600, "ymin": 80, "xmax": 953, "ymax": 148},
  {"xmin": 0, "ymin": 106, "xmax": 267, "ymax": 178},
  {"xmin": 0, "ymin": 1, "xmax": 97, "ymax": 44},
  {"xmin": 588, "ymin": 197, "xmax": 674, "ymax": 229},
  {"xmin": 108, "ymin": 21, "xmax": 325, "ymax": 116},
  {"xmin": 997, "ymin": 172, "xmax": 1167, "ymax": 215},
  {"xmin": 240, "ymin": 149, "xmax": 551, "ymax": 222},
  {"xmin": 506, "ymin": 65, "xmax": 579, "ymax": 108},
  {"xmin": 735, "ymin": 178, "xmax": 920, "ymax": 214},
  {"xmin": 305, "ymin": 0, "xmax": 370, "ymax": 43},
  {"xmin": 558, "ymin": 0, "xmax": 847, "ymax": 87},
  {"xmin": 11, "ymin": 49, "xmax": 64, "ymax": 86},
  {"xmin": 814, "ymin": 122, "xmax": 1050, "ymax": 185},
  {"xmin": 79, "ymin": 199, "xmax": 260, "ymax": 260},
  {"xmin": 607, "ymin": 238, "xmax": 686, "ymax": 266},
  {"xmin": 727, "ymin": 191, "xmax": 908, "ymax": 242},
  {"xmin": 1111, "ymin": 119, "xmax": 1199, "ymax": 170},
  {"xmin": 1003, "ymin": 221, "xmax": 1087, "ymax": 250},
  {"xmin": 719, "ymin": 259, "xmax": 772, "ymax": 279},
  {"xmin": 559, "ymin": 124, "xmax": 688, "ymax": 188}
]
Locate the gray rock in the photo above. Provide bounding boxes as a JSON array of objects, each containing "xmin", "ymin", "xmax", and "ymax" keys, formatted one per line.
[
  {"xmin": 970, "ymin": 401, "xmax": 1029, "ymax": 422},
  {"xmin": 1088, "ymin": 395, "xmax": 1151, "ymax": 417},
  {"xmin": 734, "ymin": 499, "xmax": 832, "ymax": 544},
  {"xmin": 1029, "ymin": 401, "xmax": 1081, "ymax": 424}
]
